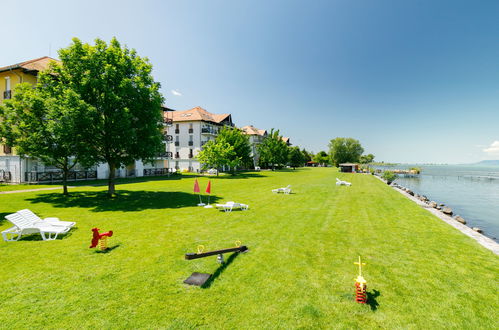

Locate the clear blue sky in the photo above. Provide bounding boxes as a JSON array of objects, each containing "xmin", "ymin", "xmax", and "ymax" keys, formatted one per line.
[{"xmin": 2, "ymin": 0, "xmax": 499, "ymax": 163}]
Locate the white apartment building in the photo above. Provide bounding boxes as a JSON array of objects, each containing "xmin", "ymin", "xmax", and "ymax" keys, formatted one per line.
[
  {"xmin": 166, "ymin": 106, "xmax": 233, "ymax": 172},
  {"xmin": 240, "ymin": 125, "xmax": 267, "ymax": 168}
]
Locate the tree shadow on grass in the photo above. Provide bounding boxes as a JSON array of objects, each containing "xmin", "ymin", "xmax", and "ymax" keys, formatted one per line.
[
  {"xmin": 367, "ymin": 289, "xmax": 381, "ymax": 311},
  {"xmin": 26, "ymin": 190, "xmax": 222, "ymax": 212},
  {"xmin": 201, "ymin": 252, "xmax": 241, "ymax": 289},
  {"xmin": 0, "ymin": 212, "xmax": 15, "ymax": 226}
]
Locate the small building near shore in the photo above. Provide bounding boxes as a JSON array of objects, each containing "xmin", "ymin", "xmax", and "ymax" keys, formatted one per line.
[
  {"xmin": 306, "ymin": 161, "xmax": 318, "ymax": 167},
  {"xmin": 339, "ymin": 163, "xmax": 359, "ymax": 173}
]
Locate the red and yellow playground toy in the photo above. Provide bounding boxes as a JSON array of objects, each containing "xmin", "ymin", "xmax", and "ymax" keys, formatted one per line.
[
  {"xmin": 354, "ymin": 256, "xmax": 367, "ymax": 304},
  {"xmin": 90, "ymin": 228, "xmax": 113, "ymax": 251}
]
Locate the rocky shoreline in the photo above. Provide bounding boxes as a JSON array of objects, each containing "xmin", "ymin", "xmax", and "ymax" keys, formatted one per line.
[
  {"xmin": 374, "ymin": 175, "xmax": 499, "ymax": 254},
  {"xmin": 391, "ymin": 183, "xmax": 487, "ymax": 235}
]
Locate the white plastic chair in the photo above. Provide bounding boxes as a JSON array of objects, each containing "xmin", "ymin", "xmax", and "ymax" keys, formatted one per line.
[
  {"xmin": 272, "ymin": 185, "xmax": 291, "ymax": 194},
  {"xmin": 215, "ymin": 201, "xmax": 248, "ymax": 212},
  {"xmin": 2, "ymin": 213, "xmax": 71, "ymax": 241},
  {"xmin": 336, "ymin": 178, "xmax": 352, "ymax": 186},
  {"xmin": 17, "ymin": 209, "xmax": 76, "ymax": 228}
]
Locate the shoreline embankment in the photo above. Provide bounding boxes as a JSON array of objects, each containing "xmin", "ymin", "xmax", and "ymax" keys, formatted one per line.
[{"xmin": 373, "ymin": 175, "xmax": 499, "ymax": 255}]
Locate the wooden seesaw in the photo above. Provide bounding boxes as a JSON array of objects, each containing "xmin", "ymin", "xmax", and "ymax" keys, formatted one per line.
[{"xmin": 183, "ymin": 242, "xmax": 248, "ymax": 286}]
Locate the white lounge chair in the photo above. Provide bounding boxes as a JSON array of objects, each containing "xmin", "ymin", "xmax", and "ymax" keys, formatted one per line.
[
  {"xmin": 2, "ymin": 213, "xmax": 72, "ymax": 241},
  {"xmin": 272, "ymin": 185, "xmax": 291, "ymax": 194},
  {"xmin": 336, "ymin": 178, "xmax": 352, "ymax": 186},
  {"xmin": 17, "ymin": 209, "xmax": 76, "ymax": 228},
  {"xmin": 215, "ymin": 201, "xmax": 249, "ymax": 212}
]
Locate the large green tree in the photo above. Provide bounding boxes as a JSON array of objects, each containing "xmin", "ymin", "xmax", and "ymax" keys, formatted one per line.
[
  {"xmin": 257, "ymin": 129, "xmax": 289, "ymax": 170},
  {"xmin": 359, "ymin": 153, "xmax": 375, "ymax": 164},
  {"xmin": 0, "ymin": 82, "xmax": 95, "ymax": 195},
  {"xmin": 313, "ymin": 151, "xmax": 329, "ymax": 166},
  {"xmin": 288, "ymin": 146, "xmax": 305, "ymax": 169},
  {"xmin": 301, "ymin": 148, "xmax": 313, "ymax": 163},
  {"xmin": 196, "ymin": 140, "xmax": 239, "ymax": 175},
  {"xmin": 328, "ymin": 137, "xmax": 364, "ymax": 167},
  {"xmin": 47, "ymin": 38, "xmax": 164, "ymax": 196},
  {"xmin": 216, "ymin": 127, "xmax": 252, "ymax": 170}
]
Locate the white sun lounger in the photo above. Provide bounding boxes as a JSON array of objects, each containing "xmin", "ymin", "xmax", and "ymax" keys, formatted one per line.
[
  {"xmin": 215, "ymin": 201, "xmax": 249, "ymax": 212},
  {"xmin": 336, "ymin": 178, "xmax": 352, "ymax": 186},
  {"xmin": 2, "ymin": 212, "xmax": 72, "ymax": 241},
  {"xmin": 272, "ymin": 185, "xmax": 291, "ymax": 194},
  {"xmin": 17, "ymin": 209, "xmax": 76, "ymax": 228}
]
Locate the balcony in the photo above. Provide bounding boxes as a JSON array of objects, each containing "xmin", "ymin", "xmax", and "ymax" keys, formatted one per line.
[
  {"xmin": 175, "ymin": 141, "xmax": 180, "ymax": 146},
  {"xmin": 163, "ymin": 134, "xmax": 173, "ymax": 142},
  {"xmin": 156, "ymin": 151, "xmax": 173, "ymax": 158},
  {"xmin": 188, "ymin": 141, "xmax": 194, "ymax": 146},
  {"xmin": 144, "ymin": 168, "xmax": 172, "ymax": 176},
  {"xmin": 162, "ymin": 118, "xmax": 173, "ymax": 126},
  {"xmin": 25, "ymin": 170, "xmax": 97, "ymax": 183},
  {"xmin": 3, "ymin": 90, "xmax": 12, "ymax": 100},
  {"xmin": 201, "ymin": 127, "xmax": 218, "ymax": 135}
]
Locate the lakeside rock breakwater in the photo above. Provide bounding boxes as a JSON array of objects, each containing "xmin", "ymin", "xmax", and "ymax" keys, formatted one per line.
[{"xmin": 390, "ymin": 182, "xmax": 489, "ymax": 236}]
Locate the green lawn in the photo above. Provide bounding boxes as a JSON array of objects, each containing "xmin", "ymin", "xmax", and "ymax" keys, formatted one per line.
[{"xmin": 0, "ymin": 168, "xmax": 497, "ymax": 328}]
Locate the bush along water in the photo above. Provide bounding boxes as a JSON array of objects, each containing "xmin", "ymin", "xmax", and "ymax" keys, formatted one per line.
[{"xmin": 382, "ymin": 171, "xmax": 397, "ymax": 184}]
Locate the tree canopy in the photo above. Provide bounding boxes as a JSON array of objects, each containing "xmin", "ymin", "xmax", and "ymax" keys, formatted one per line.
[
  {"xmin": 216, "ymin": 127, "xmax": 252, "ymax": 169},
  {"xmin": 360, "ymin": 154, "xmax": 375, "ymax": 164},
  {"xmin": 313, "ymin": 151, "xmax": 329, "ymax": 166},
  {"xmin": 328, "ymin": 137, "xmax": 364, "ymax": 167},
  {"xmin": 0, "ymin": 82, "xmax": 95, "ymax": 195},
  {"xmin": 257, "ymin": 129, "xmax": 289, "ymax": 170},
  {"xmin": 288, "ymin": 146, "xmax": 305, "ymax": 169},
  {"xmin": 196, "ymin": 140, "xmax": 239, "ymax": 174},
  {"xmin": 47, "ymin": 37, "xmax": 164, "ymax": 196}
]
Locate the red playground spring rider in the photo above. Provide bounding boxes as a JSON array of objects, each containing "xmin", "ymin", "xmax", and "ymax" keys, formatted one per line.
[
  {"xmin": 90, "ymin": 228, "xmax": 113, "ymax": 251},
  {"xmin": 354, "ymin": 256, "xmax": 367, "ymax": 304}
]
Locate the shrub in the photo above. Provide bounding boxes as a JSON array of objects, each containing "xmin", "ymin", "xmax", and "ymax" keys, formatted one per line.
[
  {"xmin": 409, "ymin": 167, "xmax": 421, "ymax": 174},
  {"xmin": 382, "ymin": 171, "xmax": 397, "ymax": 184}
]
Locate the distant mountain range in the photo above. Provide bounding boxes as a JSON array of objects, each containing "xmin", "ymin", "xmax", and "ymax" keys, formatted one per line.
[{"xmin": 472, "ymin": 160, "xmax": 499, "ymax": 166}]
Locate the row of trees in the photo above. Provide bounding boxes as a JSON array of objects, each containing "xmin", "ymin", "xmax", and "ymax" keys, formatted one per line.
[
  {"xmin": 197, "ymin": 127, "xmax": 311, "ymax": 173},
  {"xmin": 0, "ymin": 38, "xmax": 164, "ymax": 196},
  {"xmin": 307, "ymin": 138, "xmax": 375, "ymax": 167}
]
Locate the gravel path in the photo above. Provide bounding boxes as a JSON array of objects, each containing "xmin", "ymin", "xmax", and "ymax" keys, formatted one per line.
[{"xmin": 0, "ymin": 187, "xmax": 66, "ymax": 194}]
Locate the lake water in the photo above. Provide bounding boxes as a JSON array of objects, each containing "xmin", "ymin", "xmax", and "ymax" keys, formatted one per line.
[{"xmin": 375, "ymin": 165, "xmax": 499, "ymax": 241}]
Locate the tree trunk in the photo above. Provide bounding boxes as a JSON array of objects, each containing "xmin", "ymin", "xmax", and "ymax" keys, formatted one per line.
[
  {"xmin": 108, "ymin": 163, "xmax": 116, "ymax": 197},
  {"xmin": 62, "ymin": 165, "xmax": 69, "ymax": 196}
]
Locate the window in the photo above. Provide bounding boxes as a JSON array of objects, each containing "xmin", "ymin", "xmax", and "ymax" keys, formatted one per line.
[
  {"xmin": 175, "ymin": 123, "xmax": 179, "ymax": 134},
  {"xmin": 3, "ymin": 145, "xmax": 12, "ymax": 154},
  {"xmin": 188, "ymin": 123, "xmax": 193, "ymax": 133},
  {"xmin": 5, "ymin": 77, "xmax": 10, "ymax": 91}
]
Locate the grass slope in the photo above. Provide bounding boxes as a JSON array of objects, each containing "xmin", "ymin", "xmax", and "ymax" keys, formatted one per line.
[{"xmin": 0, "ymin": 168, "xmax": 497, "ymax": 328}]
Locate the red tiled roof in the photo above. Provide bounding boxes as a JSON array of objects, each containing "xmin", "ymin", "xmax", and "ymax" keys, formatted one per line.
[
  {"xmin": 241, "ymin": 125, "xmax": 267, "ymax": 136},
  {"xmin": 0, "ymin": 56, "xmax": 59, "ymax": 73},
  {"xmin": 167, "ymin": 106, "xmax": 231, "ymax": 124}
]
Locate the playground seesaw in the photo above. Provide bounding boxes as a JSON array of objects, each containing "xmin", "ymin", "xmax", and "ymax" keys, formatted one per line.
[{"xmin": 183, "ymin": 242, "xmax": 248, "ymax": 286}]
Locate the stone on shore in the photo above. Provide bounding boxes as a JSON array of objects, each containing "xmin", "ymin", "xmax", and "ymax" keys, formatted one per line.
[
  {"xmin": 442, "ymin": 207, "xmax": 453, "ymax": 215},
  {"xmin": 455, "ymin": 215, "xmax": 466, "ymax": 224},
  {"xmin": 429, "ymin": 201, "xmax": 437, "ymax": 208},
  {"xmin": 472, "ymin": 227, "xmax": 483, "ymax": 233}
]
